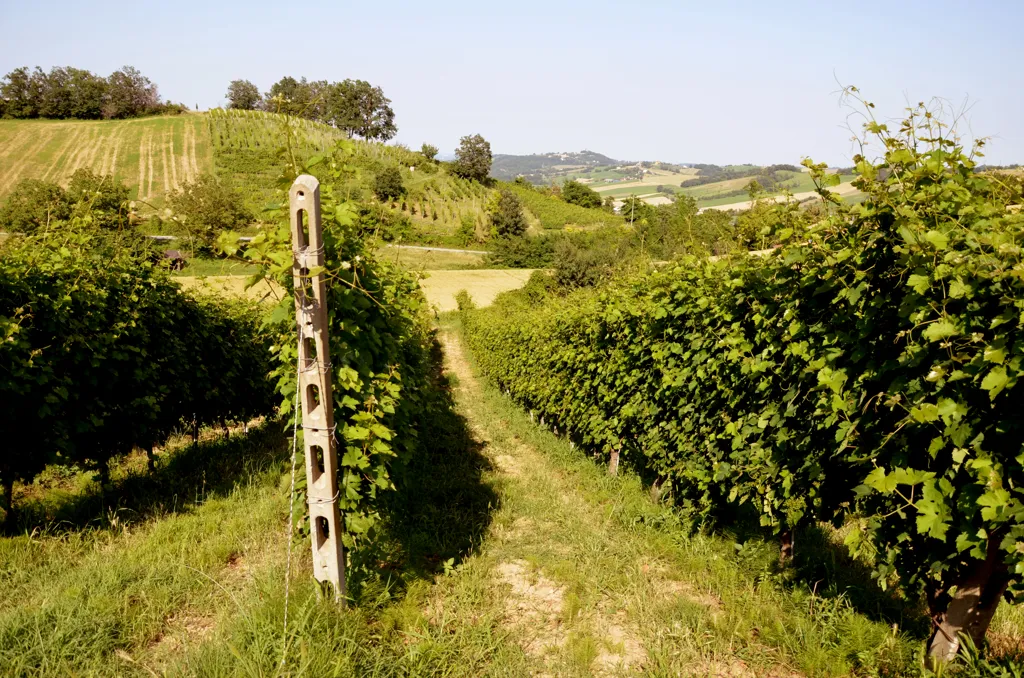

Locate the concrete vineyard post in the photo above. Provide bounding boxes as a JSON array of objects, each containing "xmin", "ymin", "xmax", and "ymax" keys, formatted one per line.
[{"xmin": 290, "ymin": 174, "xmax": 346, "ymax": 603}]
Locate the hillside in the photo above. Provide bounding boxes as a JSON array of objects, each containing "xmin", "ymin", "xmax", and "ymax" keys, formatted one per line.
[
  {"xmin": 490, "ymin": 150, "xmax": 619, "ymax": 182},
  {"xmin": 0, "ymin": 111, "xmax": 498, "ymax": 246},
  {"xmin": 0, "ymin": 116, "xmax": 210, "ymax": 206}
]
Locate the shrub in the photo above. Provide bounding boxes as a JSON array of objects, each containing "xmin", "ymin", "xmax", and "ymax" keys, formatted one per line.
[
  {"xmin": 0, "ymin": 179, "xmax": 71, "ymax": 233},
  {"xmin": 169, "ymin": 174, "xmax": 252, "ymax": 251},
  {"xmin": 66, "ymin": 169, "xmax": 131, "ymax": 230},
  {"xmin": 373, "ymin": 165, "xmax": 405, "ymax": 202}
]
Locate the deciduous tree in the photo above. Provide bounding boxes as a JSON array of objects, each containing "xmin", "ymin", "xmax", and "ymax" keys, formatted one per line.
[
  {"xmin": 452, "ymin": 134, "xmax": 492, "ymax": 182},
  {"xmin": 226, "ymin": 79, "xmax": 262, "ymax": 110}
]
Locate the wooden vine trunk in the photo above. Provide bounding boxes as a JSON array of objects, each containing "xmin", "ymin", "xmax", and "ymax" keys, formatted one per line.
[
  {"xmin": 926, "ymin": 537, "xmax": 1010, "ymax": 665},
  {"xmin": 290, "ymin": 174, "xmax": 346, "ymax": 603}
]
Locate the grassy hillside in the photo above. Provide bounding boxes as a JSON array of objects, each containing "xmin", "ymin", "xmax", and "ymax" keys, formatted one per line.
[
  {"xmin": 0, "ymin": 115, "xmax": 210, "ymax": 206},
  {"xmin": 505, "ymin": 182, "xmax": 623, "ymax": 230},
  {"xmin": 0, "ymin": 110, "xmax": 500, "ymax": 246}
]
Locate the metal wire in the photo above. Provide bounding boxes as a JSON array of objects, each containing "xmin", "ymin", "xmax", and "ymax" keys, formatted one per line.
[{"xmin": 279, "ymin": 356, "xmax": 301, "ymax": 670}]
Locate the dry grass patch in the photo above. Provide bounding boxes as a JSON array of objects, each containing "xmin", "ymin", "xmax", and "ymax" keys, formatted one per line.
[{"xmin": 420, "ymin": 269, "xmax": 535, "ymax": 312}]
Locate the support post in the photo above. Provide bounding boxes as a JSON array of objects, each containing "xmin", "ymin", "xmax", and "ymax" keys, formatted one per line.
[{"xmin": 290, "ymin": 174, "xmax": 346, "ymax": 603}]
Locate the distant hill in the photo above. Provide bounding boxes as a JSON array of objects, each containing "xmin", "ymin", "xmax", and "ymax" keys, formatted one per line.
[{"xmin": 491, "ymin": 150, "xmax": 620, "ymax": 182}]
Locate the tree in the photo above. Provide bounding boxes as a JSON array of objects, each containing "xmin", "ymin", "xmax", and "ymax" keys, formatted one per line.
[
  {"xmin": 104, "ymin": 66, "xmax": 158, "ymax": 119},
  {"xmin": 452, "ymin": 134, "xmax": 492, "ymax": 182},
  {"xmin": 488, "ymin": 187, "xmax": 526, "ymax": 238},
  {"xmin": 373, "ymin": 166, "xmax": 405, "ymax": 202},
  {"xmin": 265, "ymin": 76, "xmax": 309, "ymax": 116},
  {"xmin": 0, "ymin": 67, "xmax": 38, "ymax": 118},
  {"xmin": 561, "ymin": 180, "xmax": 602, "ymax": 209},
  {"xmin": 66, "ymin": 67, "xmax": 107, "ymax": 119},
  {"xmin": 325, "ymin": 79, "xmax": 396, "ymax": 141},
  {"xmin": 169, "ymin": 175, "xmax": 252, "ymax": 251},
  {"xmin": 226, "ymin": 79, "xmax": 262, "ymax": 110},
  {"xmin": 420, "ymin": 143, "xmax": 439, "ymax": 161}
]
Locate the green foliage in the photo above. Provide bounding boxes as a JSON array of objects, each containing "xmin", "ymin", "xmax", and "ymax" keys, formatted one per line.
[
  {"xmin": 456, "ymin": 214, "xmax": 478, "ymax": 246},
  {"xmin": 224, "ymin": 135, "xmax": 443, "ymax": 555},
  {"xmin": 452, "ymin": 134, "xmax": 492, "ymax": 182},
  {"xmin": 169, "ymin": 174, "xmax": 252, "ymax": 250},
  {"xmin": 0, "ymin": 64, "xmax": 161, "ymax": 120},
  {"xmin": 462, "ymin": 101, "xmax": 1024, "ymax": 650},
  {"xmin": 373, "ymin": 165, "xmax": 405, "ymax": 202},
  {"xmin": 484, "ymin": 234, "xmax": 555, "ymax": 269},
  {"xmin": 263, "ymin": 76, "xmax": 397, "ymax": 141},
  {"xmin": 487, "ymin": 187, "xmax": 526, "ymax": 238},
  {"xmin": 0, "ymin": 169, "xmax": 131, "ymax": 233},
  {"xmin": 0, "ymin": 178, "xmax": 71, "ymax": 232},
  {"xmin": 0, "ymin": 226, "xmax": 275, "ymax": 514},
  {"xmin": 505, "ymin": 182, "xmax": 623, "ymax": 230},
  {"xmin": 420, "ymin": 143, "xmax": 439, "ymax": 161},
  {"xmin": 561, "ymin": 180, "xmax": 602, "ymax": 209},
  {"xmin": 66, "ymin": 169, "xmax": 132, "ymax": 230},
  {"xmin": 226, "ymin": 79, "xmax": 262, "ymax": 110},
  {"xmin": 552, "ymin": 232, "xmax": 622, "ymax": 289}
]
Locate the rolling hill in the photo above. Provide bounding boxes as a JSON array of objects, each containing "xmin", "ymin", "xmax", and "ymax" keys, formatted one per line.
[{"xmin": 0, "ymin": 116, "xmax": 210, "ymax": 207}]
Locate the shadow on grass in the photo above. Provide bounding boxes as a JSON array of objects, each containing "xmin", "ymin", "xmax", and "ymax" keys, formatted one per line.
[
  {"xmin": 349, "ymin": 336, "xmax": 499, "ymax": 603},
  {"xmin": 705, "ymin": 499, "xmax": 929, "ymax": 638},
  {"xmin": 7, "ymin": 421, "xmax": 289, "ymax": 536},
  {"xmin": 791, "ymin": 524, "xmax": 930, "ymax": 638}
]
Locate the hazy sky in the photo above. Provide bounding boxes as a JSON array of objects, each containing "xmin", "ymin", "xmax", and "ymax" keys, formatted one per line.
[{"xmin": 1, "ymin": 0, "xmax": 1021, "ymax": 165}]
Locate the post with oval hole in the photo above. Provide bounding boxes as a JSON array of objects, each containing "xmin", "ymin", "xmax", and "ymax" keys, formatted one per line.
[{"xmin": 290, "ymin": 174, "xmax": 346, "ymax": 603}]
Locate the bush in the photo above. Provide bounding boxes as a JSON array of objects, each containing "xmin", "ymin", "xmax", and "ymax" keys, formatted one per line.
[
  {"xmin": 0, "ymin": 179, "xmax": 71, "ymax": 232},
  {"xmin": 169, "ymin": 174, "xmax": 252, "ymax": 251},
  {"xmin": 373, "ymin": 165, "xmax": 405, "ymax": 202},
  {"xmin": 66, "ymin": 169, "xmax": 131, "ymax": 230},
  {"xmin": 0, "ymin": 170, "xmax": 132, "ymax": 234},
  {"xmin": 562, "ymin": 180, "xmax": 602, "ymax": 209},
  {"xmin": 505, "ymin": 182, "xmax": 622, "ymax": 230},
  {"xmin": 484, "ymin": 234, "xmax": 554, "ymax": 268}
]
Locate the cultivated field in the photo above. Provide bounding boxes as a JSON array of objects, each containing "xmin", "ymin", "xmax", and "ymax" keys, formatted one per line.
[
  {"xmin": 0, "ymin": 116, "xmax": 210, "ymax": 205},
  {"xmin": 419, "ymin": 269, "xmax": 535, "ymax": 311},
  {"xmin": 378, "ymin": 245, "xmax": 486, "ymax": 270}
]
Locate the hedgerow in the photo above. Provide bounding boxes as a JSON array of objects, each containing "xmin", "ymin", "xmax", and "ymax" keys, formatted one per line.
[
  {"xmin": 462, "ymin": 99, "xmax": 1024, "ymax": 662},
  {"xmin": 0, "ymin": 225, "xmax": 276, "ymax": 523}
]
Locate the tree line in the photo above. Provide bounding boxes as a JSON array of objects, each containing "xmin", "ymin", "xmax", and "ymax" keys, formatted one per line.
[
  {"xmin": 0, "ymin": 65, "xmax": 185, "ymax": 120},
  {"xmin": 225, "ymin": 77, "xmax": 398, "ymax": 142}
]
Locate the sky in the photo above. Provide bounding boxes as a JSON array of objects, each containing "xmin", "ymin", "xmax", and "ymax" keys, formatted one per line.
[{"xmin": 1, "ymin": 0, "xmax": 1021, "ymax": 165}]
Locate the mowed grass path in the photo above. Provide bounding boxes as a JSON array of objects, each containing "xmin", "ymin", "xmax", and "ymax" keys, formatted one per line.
[{"xmin": 0, "ymin": 115, "xmax": 210, "ymax": 206}]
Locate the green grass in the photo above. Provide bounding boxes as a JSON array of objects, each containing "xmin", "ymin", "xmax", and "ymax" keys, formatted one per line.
[
  {"xmin": 168, "ymin": 256, "xmax": 261, "ymax": 277},
  {"xmin": 377, "ymin": 245, "xmax": 486, "ymax": 271},
  {"xmin": 0, "ymin": 115, "xmax": 210, "ymax": 208}
]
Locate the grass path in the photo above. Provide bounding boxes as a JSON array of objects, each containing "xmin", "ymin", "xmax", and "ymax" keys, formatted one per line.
[{"xmin": 426, "ymin": 323, "xmax": 922, "ymax": 677}]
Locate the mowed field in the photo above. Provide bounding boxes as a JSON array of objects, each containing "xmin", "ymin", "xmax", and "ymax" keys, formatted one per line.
[
  {"xmin": 0, "ymin": 115, "xmax": 210, "ymax": 206},
  {"xmin": 419, "ymin": 269, "xmax": 535, "ymax": 311}
]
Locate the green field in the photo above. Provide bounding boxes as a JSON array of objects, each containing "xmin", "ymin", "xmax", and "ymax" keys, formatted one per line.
[{"xmin": 0, "ymin": 116, "xmax": 210, "ymax": 207}]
